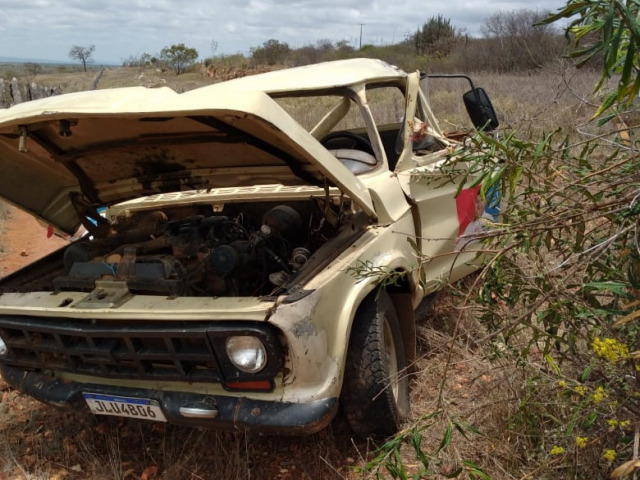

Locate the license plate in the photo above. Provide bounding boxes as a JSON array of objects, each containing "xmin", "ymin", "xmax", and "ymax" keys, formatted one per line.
[{"xmin": 83, "ymin": 393, "xmax": 167, "ymax": 422}]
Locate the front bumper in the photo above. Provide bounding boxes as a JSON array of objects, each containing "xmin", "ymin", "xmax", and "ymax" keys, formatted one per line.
[{"xmin": 0, "ymin": 365, "xmax": 338, "ymax": 435}]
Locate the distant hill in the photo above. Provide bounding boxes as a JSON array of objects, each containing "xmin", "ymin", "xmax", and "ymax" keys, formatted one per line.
[
  {"xmin": 0, "ymin": 56, "xmax": 76, "ymax": 65},
  {"xmin": 0, "ymin": 56, "xmax": 116, "ymax": 66}
]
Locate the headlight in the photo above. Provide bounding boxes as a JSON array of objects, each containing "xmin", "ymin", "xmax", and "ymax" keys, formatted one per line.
[
  {"xmin": 225, "ymin": 336, "xmax": 267, "ymax": 373},
  {"xmin": 0, "ymin": 336, "xmax": 7, "ymax": 356}
]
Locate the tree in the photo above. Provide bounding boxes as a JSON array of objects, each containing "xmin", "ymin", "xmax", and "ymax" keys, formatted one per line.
[
  {"xmin": 160, "ymin": 43, "xmax": 199, "ymax": 75},
  {"xmin": 23, "ymin": 62, "xmax": 41, "ymax": 77},
  {"xmin": 480, "ymin": 9, "xmax": 563, "ymax": 71},
  {"xmin": 68, "ymin": 45, "xmax": 95, "ymax": 72},
  {"xmin": 290, "ymin": 39, "xmax": 340, "ymax": 66},
  {"xmin": 413, "ymin": 15, "xmax": 457, "ymax": 58},
  {"xmin": 121, "ymin": 53, "xmax": 153, "ymax": 68},
  {"xmin": 543, "ymin": 0, "xmax": 640, "ymax": 119},
  {"xmin": 251, "ymin": 39, "xmax": 291, "ymax": 66}
]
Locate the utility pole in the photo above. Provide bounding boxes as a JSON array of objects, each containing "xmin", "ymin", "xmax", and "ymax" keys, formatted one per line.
[{"xmin": 358, "ymin": 23, "xmax": 365, "ymax": 50}]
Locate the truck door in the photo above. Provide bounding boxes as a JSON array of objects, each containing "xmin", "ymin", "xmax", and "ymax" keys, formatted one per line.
[{"xmin": 395, "ymin": 73, "xmax": 486, "ymax": 291}]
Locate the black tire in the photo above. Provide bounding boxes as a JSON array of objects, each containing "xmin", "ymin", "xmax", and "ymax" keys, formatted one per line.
[{"xmin": 341, "ymin": 290, "xmax": 410, "ymax": 437}]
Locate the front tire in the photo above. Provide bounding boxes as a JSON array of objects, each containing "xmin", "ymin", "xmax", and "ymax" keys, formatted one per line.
[{"xmin": 341, "ymin": 290, "xmax": 410, "ymax": 437}]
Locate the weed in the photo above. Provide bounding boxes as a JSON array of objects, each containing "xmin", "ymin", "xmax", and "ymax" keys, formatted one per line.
[{"xmin": 356, "ymin": 411, "xmax": 491, "ymax": 479}]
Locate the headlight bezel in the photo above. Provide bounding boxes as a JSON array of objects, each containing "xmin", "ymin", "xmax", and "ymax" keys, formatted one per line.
[
  {"xmin": 206, "ymin": 323, "xmax": 283, "ymax": 392},
  {"xmin": 225, "ymin": 335, "xmax": 268, "ymax": 373}
]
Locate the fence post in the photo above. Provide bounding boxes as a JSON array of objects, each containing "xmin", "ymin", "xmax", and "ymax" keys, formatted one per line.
[
  {"xmin": 10, "ymin": 77, "xmax": 22, "ymax": 104},
  {"xmin": 0, "ymin": 78, "xmax": 62, "ymax": 107},
  {"xmin": 0, "ymin": 79, "xmax": 6, "ymax": 107}
]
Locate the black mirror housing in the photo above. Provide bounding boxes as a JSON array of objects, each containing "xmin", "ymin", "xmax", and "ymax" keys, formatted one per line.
[{"xmin": 463, "ymin": 87, "xmax": 499, "ymax": 131}]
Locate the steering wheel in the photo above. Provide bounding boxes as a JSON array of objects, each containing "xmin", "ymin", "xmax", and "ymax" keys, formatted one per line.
[{"xmin": 321, "ymin": 131, "xmax": 374, "ymax": 154}]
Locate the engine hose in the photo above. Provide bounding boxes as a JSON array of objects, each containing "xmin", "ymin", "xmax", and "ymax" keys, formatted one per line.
[{"xmin": 263, "ymin": 246, "xmax": 291, "ymax": 274}]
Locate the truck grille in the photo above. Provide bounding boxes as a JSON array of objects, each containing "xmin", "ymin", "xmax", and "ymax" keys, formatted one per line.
[{"xmin": 0, "ymin": 317, "xmax": 224, "ymax": 383}]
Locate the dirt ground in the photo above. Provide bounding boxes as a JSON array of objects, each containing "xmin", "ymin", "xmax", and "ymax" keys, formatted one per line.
[{"xmin": 0, "ymin": 205, "xmax": 68, "ymax": 277}]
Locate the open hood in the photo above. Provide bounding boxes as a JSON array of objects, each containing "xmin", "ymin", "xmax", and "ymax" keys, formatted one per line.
[{"xmin": 0, "ymin": 86, "xmax": 375, "ymax": 234}]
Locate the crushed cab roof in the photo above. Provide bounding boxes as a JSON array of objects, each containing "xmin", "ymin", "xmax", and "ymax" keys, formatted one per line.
[{"xmin": 210, "ymin": 58, "xmax": 407, "ymax": 94}]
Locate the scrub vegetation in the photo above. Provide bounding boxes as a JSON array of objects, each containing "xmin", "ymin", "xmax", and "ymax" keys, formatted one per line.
[{"xmin": 0, "ymin": 3, "xmax": 638, "ymax": 480}]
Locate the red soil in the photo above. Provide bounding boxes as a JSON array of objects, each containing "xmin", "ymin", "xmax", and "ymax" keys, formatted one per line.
[{"xmin": 0, "ymin": 205, "xmax": 68, "ymax": 278}]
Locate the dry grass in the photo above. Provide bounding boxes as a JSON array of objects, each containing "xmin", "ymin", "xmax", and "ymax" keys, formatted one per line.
[
  {"xmin": 402, "ymin": 285, "xmax": 526, "ymax": 478},
  {"xmin": 0, "ymin": 387, "xmax": 362, "ymax": 480},
  {"xmin": 94, "ymin": 67, "xmax": 213, "ymax": 92},
  {"xmin": 0, "ymin": 65, "xmax": 214, "ymax": 98},
  {"xmin": 427, "ymin": 64, "xmax": 603, "ymax": 138}
]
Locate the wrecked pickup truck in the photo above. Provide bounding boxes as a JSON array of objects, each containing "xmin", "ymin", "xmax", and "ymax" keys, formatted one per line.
[{"xmin": 0, "ymin": 59, "xmax": 498, "ymax": 437}]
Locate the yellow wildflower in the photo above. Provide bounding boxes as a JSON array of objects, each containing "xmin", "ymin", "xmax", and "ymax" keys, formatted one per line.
[
  {"xmin": 620, "ymin": 420, "xmax": 631, "ymax": 429},
  {"xmin": 591, "ymin": 337, "xmax": 630, "ymax": 363},
  {"xmin": 557, "ymin": 380, "xmax": 567, "ymax": 387},
  {"xmin": 592, "ymin": 386, "xmax": 607, "ymax": 404},
  {"xmin": 603, "ymin": 450, "xmax": 616, "ymax": 462},
  {"xmin": 550, "ymin": 445, "xmax": 565, "ymax": 455},
  {"xmin": 576, "ymin": 436, "xmax": 588, "ymax": 448},
  {"xmin": 607, "ymin": 419, "xmax": 619, "ymax": 430},
  {"xmin": 574, "ymin": 385, "xmax": 589, "ymax": 396}
]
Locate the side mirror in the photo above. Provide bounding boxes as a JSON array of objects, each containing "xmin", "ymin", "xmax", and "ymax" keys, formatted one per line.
[
  {"xmin": 463, "ymin": 87, "xmax": 499, "ymax": 131},
  {"xmin": 423, "ymin": 74, "xmax": 500, "ymax": 132}
]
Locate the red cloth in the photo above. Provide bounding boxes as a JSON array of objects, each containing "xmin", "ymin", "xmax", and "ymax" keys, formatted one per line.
[{"xmin": 456, "ymin": 186, "xmax": 480, "ymax": 236}]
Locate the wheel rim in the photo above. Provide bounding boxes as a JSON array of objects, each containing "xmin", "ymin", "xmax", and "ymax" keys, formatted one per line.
[{"xmin": 383, "ymin": 315, "xmax": 400, "ymax": 401}]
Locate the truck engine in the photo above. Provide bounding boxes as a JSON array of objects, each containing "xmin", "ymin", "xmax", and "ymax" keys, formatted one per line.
[{"xmin": 49, "ymin": 199, "xmax": 344, "ymax": 297}]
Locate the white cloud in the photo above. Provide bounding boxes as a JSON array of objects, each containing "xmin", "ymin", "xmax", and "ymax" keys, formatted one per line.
[{"xmin": 0, "ymin": 0, "xmax": 567, "ymax": 63}]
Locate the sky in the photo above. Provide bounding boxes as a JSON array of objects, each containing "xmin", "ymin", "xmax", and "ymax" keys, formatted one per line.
[{"xmin": 1, "ymin": 0, "xmax": 568, "ymax": 64}]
